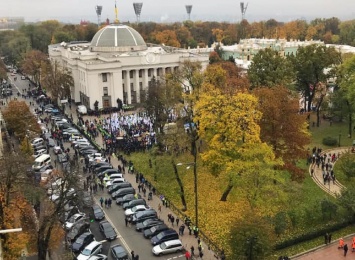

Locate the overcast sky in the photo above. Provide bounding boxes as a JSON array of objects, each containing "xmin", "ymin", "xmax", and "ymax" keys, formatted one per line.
[{"xmin": 1, "ymin": 0, "xmax": 355, "ymax": 23}]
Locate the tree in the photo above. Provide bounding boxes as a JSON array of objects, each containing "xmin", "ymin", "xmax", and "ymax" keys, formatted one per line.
[
  {"xmin": 2, "ymin": 100, "xmax": 41, "ymax": 140},
  {"xmin": 337, "ymin": 54, "xmax": 355, "ymax": 137},
  {"xmin": 194, "ymin": 85, "xmax": 282, "ymax": 202},
  {"xmin": 143, "ymin": 76, "xmax": 181, "ymax": 134},
  {"xmin": 253, "ymin": 86, "xmax": 310, "ymax": 180},
  {"xmin": 248, "ymin": 48, "xmax": 294, "ymax": 88},
  {"xmin": 292, "ymin": 44, "xmax": 341, "ymax": 126},
  {"xmin": 0, "ymin": 58, "xmax": 7, "ymax": 81},
  {"xmin": 336, "ymin": 152, "xmax": 355, "ymax": 179},
  {"xmin": 41, "ymin": 60, "xmax": 74, "ymax": 103},
  {"xmin": 21, "ymin": 50, "xmax": 48, "ymax": 85},
  {"xmin": 153, "ymin": 30, "xmax": 181, "ymax": 48},
  {"xmin": 3, "ymin": 35, "xmax": 31, "ymax": 66}
]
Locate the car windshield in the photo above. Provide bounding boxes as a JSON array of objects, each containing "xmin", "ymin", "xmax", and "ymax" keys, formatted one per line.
[
  {"xmin": 156, "ymin": 232, "xmax": 164, "ymax": 239},
  {"xmin": 160, "ymin": 242, "xmax": 167, "ymax": 250},
  {"xmin": 150, "ymin": 226, "xmax": 157, "ymax": 233},
  {"xmin": 76, "ymin": 238, "xmax": 84, "ymax": 244},
  {"xmin": 81, "ymin": 248, "xmax": 91, "ymax": 256}
]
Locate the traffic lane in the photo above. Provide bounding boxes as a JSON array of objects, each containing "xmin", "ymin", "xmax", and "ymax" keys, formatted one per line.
[{"xmin": 93, "ymin": 194, "xmax": 184, "ymax": 260}]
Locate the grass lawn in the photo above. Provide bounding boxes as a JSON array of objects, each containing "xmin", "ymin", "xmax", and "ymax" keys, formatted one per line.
[{"xmin": 309, "ymin": 113, "xmax": 353, "ymax": 149}]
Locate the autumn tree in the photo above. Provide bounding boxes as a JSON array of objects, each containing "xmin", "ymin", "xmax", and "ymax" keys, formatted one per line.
[
  {"xmin": 41, "ymin": 60, "xmax": 74, "ymax": 103},
  {"xmin": 194, "ymin": 85, "xmax": 282, "ymax": 202},
  {"xmin": 291, "ymin": 44, "xmax": 341, "ymax": 126},
  {"xmin": 21, "ymin": 50, "xmax": 48, "ymax": 85},
  {"xmin": 152, "ymin": 30, "xmax": 181, "ymax": 48},
  {"xmin": 253, "ymin": 86, "xmax": 310, "ymax": 181},
  {"xmin": 2, "ymin": 100, "xmax": 41, "ymax": 140},
  {"xmin": 248, "ymin": 48, "xmax": 295, "ymax": 88}
]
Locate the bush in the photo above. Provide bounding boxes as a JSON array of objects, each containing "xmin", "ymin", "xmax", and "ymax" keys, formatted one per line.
[
  {"xmin": 274, "ymin": 218, "xmax": 354, "ymax": 249},
  {"xmin": 322, "ymin": 137, "xmax": 338, "ymax": 146}
]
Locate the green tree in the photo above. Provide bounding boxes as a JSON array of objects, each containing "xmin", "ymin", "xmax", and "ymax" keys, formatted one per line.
[
  {"xmin": 292, "ymin": 44, "xmax": 341, "ymax": 126},
  {"xmin": 336, "ymin": 152, "xmax": 355, "ymax": 179},
  {"xmin": 248, "ymin": 48, "xmax": 294, "ymax": 88},
  {"xmin": 21, "ymin": 50, "xmax": 48, "ymax": 85}
]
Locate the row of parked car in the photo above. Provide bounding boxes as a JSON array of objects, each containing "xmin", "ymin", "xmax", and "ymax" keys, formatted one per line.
[{"xmin": 28, "ymin": 100, "xmax": 131, "ymax": 260}]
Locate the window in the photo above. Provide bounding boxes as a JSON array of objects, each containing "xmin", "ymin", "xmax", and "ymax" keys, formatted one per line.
[
  {"xmin": 122, "ymin": 72, "xmax": 125, "ymax": 79},
  {"xmin": 148, "ymin": 69, "xmax": 152, "ymax": 77},
  {"xmin": 130, "ymin": 71, "xmax": 133, "ymax": 79},
  {"xmin": 139, "ymin": 70, "xmax": 142, "ymax": 78},
  {"xmin": 103, "ymin": 87, "xmax": 108, "ymax": 96},
  {"xmin": 102, "ymin": 73, "xmax": 107, "ymax": 82},
  {"xmin": 139, "ymin": 82, "xmax": 143, "ymax": 90}
]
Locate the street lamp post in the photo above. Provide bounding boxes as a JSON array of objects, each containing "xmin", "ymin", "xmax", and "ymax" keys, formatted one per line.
[{"xmin": 177, "ymin": 161, "xmax": 198, "ymax": 227}]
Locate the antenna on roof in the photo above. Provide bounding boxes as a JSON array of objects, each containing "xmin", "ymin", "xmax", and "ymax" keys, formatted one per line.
[
  {"xmin": 95, "ymin": 5, "xmax": 103, "ymax": 28},
  {"xmin": 240, "ymin": 2, "xmax": 248, "ymax": 21},
  {"xmin": 133, "ymin": 3, "xmax": 143, "ymax": 23},
  {"xmin": 185, "ymin": 5, "xmax": 193, "ymax": 21},
  {"xmin": 114, "ymin": 0, "xmax": 119, "ymax": 24}
]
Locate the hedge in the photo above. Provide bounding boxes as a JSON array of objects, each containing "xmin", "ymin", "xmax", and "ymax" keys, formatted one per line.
[{"xmin": 274, "ymin": 218, "xmax": 354, "ymax": 249}]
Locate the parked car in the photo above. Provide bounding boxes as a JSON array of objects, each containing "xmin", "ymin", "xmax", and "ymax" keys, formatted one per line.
[
  {"xmin": 111, "ymin": 187, "xmax": 135, "ymax": 200},
  {"xmin": 130, "ymin": 209, "xmax": 157, "ymax": 224},
  {"xmin": 110, "ymin": 244, "xmax": 129, "ymax": 260},
  {"xmin": 152, "ymin": 239, "xmax": 184, "ymax": 256},
  {"xmin": 123, "ymin": 198, "xmax": 147, "ymax": 210},
  {"xmin": 124, "ymin": 205, "xmax": 150, "ymax": 217},
  {"xmin": 109, "ymin": 183, "xmax": 133, "ymax": 195},
  {"xmin": 77, "ymin": 241, "xmax": 103, "ymax": 260},
  {"xmin": 105, "ymin": 178, "xmax": 126, "ymax": 188},
  {"xmin": 151, "ymin": 229, "xmax": 179, "ymax": 246},
  {"xmin": 99, "ymin": 220, "xmax": 117, "ymax": 241},
  {"xmin": 116, "ymin": 193, "xmax": 141, "ymax": 205},
  {"xmin": 136, "ymin": 218, "xmax": 164, "ymax": 232},
  {"xmin": 143, "ymin": 224, "xmax": 169, "ymax": 239},
  {"xmin": 71, "ymin": 232, "xmax": 95, "ymax": 254},
  {"xmin": 66, "ymin": 219, "xmax": 90, "ymax": 245},
  {"xmin": 32, "ymin": 149, "xmax": 47, "ymax": 158},
  {"xmin": 92, "ymin": 204, "xmax": 105, "ymax": 220},
  {"xmin": 65, "ymin": 213, "xmax": 86, "ymax": 230},
  {"xmin": 87, "ymin": 255, "xmax": 107, "ymax": 260}
]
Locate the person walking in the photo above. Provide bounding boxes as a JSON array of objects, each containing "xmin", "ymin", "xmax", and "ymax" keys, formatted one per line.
[
  {"xmin": 185, "ymin": 251, "xmax": 191, "ymax": 260},
  {"xmin": 108, "ymin": 198, "xmax": 112, "ymax": 208},
  {"xmin": 344, "ymin": 243, "xmax": 348, "ymax": 256},
  {"xmin": 100, "ymin": 197, "xmax": 103, "ymax": 207},
  {"xmin": 158, "ymin": 203, "xmax": 161, "ymax": 212},
  {"xmin": 190, "ymin": 245, "xmax": 195, "ymax": 256},
  {"xmin": 176, "ymin": 218, "xmax": 180, "ymax": 226},
  {"xmin": 125, "ymin": 217, "xmax": 129, "ymax": 227},
  {"xmin": 104, "ymin": 198, "xmax": 108, "ymax": 208},
  {"xmin": 171, "ymin": 215, "xmax": 175, "ymax": 226}
]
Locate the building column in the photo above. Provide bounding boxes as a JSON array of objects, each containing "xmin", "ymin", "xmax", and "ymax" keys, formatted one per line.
[
  {"xmin": 153, "ymin": 68, "xmax": 157, "ymax": 79},
  {"xmin": 134, "ymin": 69, "xmax": 140, "ymax": 103},
  {"xmin": 143, "ymin": 69, "xmax": 149, "ymax": 90},
  {"xmin": 125, "ymin": 70, "xmax": 131, "ymax": 104}
]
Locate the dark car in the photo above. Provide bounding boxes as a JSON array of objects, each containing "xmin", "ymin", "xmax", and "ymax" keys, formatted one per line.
[
  {"xmin": 151, "ymin": 229, "xmax": 179, "ymax": 246},
  {"xmin": 33, "ymin": 145, "xmax": 47, "ymax": 152},
  {"xmin": 92, "ymin": 204, "xmax": 105, "ymax": 220},
  {"xmin": 109, "ymin": 182, "xmax": 132, "ymax": 195},
  {"xmin": 66, "ymin": 219, "xmax": 90, "ymax": 244},
  {"xmin": 111, "ymin": 187, "xmax": 135, "ymax": 200},
  {"xmin": 99, "ymin": 220, "xmax": 117, "ymax": 241},
  {"xmin": 47, "ymin": 138, "xmax": 56, "ymax": 147},
  {"xmin": 97, "ymin": 169, "xmax": 121, "ymax": 178},
  {"xmin": 136, "ymin": 218, "xmax": 164, "ymax": 232},
  {"xmin": 131, "ymin": 209, "xmax": 157, "ymax": 224},
  {"xmin": 123, "ymin": 199, "xmax": 147, "ymax": 210},
  {"xmin": 71, "ymin": 232, "xmax": 95, "ymax": 254},
  {"xmin": 116, "ymin": 193, "xmax": 141, "ymax": 205},
  {"xmin": 143, "ymin": 224, "xmax": 169, "ymax": 238},
  {"xmin": 95, "ymin": 165, "xmax": 113, "ymax": 175},
  {"xmin": 110, "ymin": 244, "xmax": 129, "ymax": 260}
]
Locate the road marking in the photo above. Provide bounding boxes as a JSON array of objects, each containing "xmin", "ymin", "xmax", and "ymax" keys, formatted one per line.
[
  {"xmin": 93, "ymin": 197, "xmax": 132, "ymax": 252},
  {"xmin": 8, "ymin": 77, "xmax": 21, "ymax": 93}
]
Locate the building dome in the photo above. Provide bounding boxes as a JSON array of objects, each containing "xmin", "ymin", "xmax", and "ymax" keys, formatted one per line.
[{"xmin": 90, "ymin": 24, "xmax": 147, "ymax": 52}]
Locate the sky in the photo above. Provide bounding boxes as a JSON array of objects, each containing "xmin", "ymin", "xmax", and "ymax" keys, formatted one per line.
[{"xmin": 1, "ymin": 0, "xmax": 355, "ymax": 23}]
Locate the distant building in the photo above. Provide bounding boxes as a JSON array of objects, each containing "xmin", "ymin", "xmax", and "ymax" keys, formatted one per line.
[
  {"xmin": 48, "ymin": 24, "xmax": 210, "ymax": 110},
  {"xmin": 0, "ymin": 17, "xmax": 24, "ymax": 31}
]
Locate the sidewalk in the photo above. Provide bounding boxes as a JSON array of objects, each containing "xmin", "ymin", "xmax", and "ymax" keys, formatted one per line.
[
  {"xmin": 292, "ymin": 234, "xmax": 355, "ymax": 259},
  {"xmin": 309, "ymin": 147, "xmax": 350, "ymax": 197},
  {"xmin": 62, "ymin": 104, "xmax": 219, "ymax": 259}
]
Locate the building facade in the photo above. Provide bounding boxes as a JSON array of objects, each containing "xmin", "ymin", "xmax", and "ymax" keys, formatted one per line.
[{"xmin": 48, "ymin": 24, "xmax": 209, "ymax": 110}]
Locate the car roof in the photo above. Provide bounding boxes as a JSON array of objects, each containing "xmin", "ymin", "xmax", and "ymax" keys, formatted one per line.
[
  {"xmin": 162, "ymin": 239, "xmax": 182, "ymax": 246},
  {"xmin": 85, "ymin": 240, "xmax": 101, "ymax": 249}
]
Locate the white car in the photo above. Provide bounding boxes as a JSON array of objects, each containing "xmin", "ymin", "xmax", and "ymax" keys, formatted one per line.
[
  {"xmin": 103, "ymin": 174, "xmax": 123, "ymax": 182},
  {"xmin": 64, "ymin": 213, "xmax": 86, "ymax": 230},
  {"xmin": 124, "ymin": 205, "xmax": 150, "ymax": 217},
  {"xmin": 77, "ymin": 241, "xmax": 103, "ymax": 260},
  {"xmin": 105, "ymin": 178, "xmax": 125, "ymax": 188},
  {"xmin": 21, "ymin": 75, "xmax": 26, "ymax": 80},
  {"xmin": 31, "ymin": 138, "xmax": 44, "ymax": 146},
  {"xmin": 32, "ymin": 149, "xmax": 47, "ymax": 158},
  {"xmin": 152, "ymin": 239, "xmax": 184, "ymax": 256}
]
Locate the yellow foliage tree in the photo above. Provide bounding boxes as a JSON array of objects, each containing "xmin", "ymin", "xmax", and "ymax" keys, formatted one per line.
[{"xmin": 153, "ymin": 30, "xmax": 181, "ymax": 48}]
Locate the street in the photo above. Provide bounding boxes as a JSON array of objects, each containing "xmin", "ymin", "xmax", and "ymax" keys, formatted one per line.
[{"xmin": 8, "ymin": 74, "xmax": 187, "ymax": 260}]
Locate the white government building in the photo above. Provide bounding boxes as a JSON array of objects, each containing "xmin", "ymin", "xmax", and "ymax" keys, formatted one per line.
[{"xmin": 48, "ymin": 24, "xmax": 210, "ymax": 110}]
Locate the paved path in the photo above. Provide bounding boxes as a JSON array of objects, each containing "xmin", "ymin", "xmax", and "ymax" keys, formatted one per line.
[
  {"xmin": 309, "ymin": 147, "xmax": 350, "ymax": 197},
  {"xmin": 292, "ymin": 234, "xmax": 355, "ymax": 260}
]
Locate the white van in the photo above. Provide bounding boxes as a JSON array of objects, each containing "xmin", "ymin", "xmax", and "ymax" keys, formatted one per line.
[
  {"xmin": 32, "ymin": 154, "xmax": 51, "ymax": 170},
  {"xmin": 77, "ymin": 105, "xmax": 87, "ymax": 115}
]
